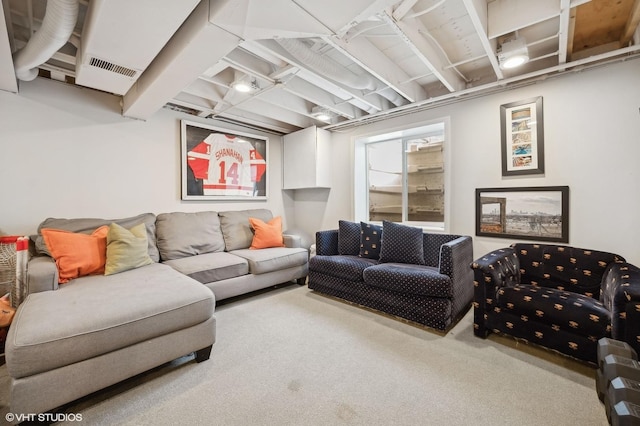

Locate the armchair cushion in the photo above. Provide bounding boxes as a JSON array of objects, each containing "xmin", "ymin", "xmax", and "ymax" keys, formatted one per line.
[
  {"xmin": 496, "ymin": 284, "xmax": 611, "ymax": 338},
  {"xmin": 379, "ymin": 221, "xmax": 425, "ymax": 265},
  {"xmin": 364, "ymin": 263, "xmax": 451, "ymax": 297}
]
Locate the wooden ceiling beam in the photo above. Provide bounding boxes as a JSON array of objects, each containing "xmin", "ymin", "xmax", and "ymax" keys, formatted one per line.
[{"xmin": 621, "ymin": 0, "xmax": 640, "ymax": 45}]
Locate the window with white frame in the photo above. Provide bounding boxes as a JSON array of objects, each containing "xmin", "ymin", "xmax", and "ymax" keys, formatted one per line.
[{"xmin": 354, "ymin": 119, "xmax": 449, "ymax": 231}]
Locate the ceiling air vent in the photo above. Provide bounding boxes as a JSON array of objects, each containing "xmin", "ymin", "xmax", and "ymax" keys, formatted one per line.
[
  {"xmin": 88, "ymin": 57, "xmax": 138, "ymax": 78},
  {"xmin": 163, "ymin": 103, "xmax": 201, "ymax": 115}
]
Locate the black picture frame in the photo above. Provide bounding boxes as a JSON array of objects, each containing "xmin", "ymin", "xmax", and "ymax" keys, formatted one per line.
[
  {"xmin": 180, "ymin": 120, "xmax": 268, "ymax": 201},
  {"xmin": 475, "ymin": 186, "xmax": 569, "ymax": 243},
  {"xmin": 500, "ymin": 96, "xmax": 544, "ymax": 176}
]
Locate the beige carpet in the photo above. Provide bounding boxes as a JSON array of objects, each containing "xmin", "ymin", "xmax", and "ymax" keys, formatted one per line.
[{"xmin": 0, "ymin": 284, "xmax": 607, "ymax": 425}]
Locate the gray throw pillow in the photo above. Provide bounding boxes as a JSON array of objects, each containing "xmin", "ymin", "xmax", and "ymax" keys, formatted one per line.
[{"xmin": 219, "ymin": 209, "xmax": 273, "ymax": 251}]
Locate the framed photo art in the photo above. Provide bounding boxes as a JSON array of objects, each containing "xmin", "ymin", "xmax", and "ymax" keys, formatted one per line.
[
  {"xmin": 500, "ymin": 96, "xmax": 544, "ymax": 176},
  {"xmin": 181, "ymin": 120, "xmax": 268, "ymax": 200},
  {"xmin": 475, "ymin": 186, "xmax": 569, "ymax": 243}
]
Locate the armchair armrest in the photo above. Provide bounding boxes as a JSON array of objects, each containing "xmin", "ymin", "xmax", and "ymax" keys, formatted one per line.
[
  {"xmin": 26, "ymin": 256, "xmax": 59, "ymax": 295},
  {"xmin": 470, "ymin": 247, "xmax": 520, "ymax": 337},
  {"xmin": 315, "ymin": 229, "xmax": 339, "ymax": 256},
  {"xmin": 603, "ymin": 262, "xmax": 640, "ymax": 354}
]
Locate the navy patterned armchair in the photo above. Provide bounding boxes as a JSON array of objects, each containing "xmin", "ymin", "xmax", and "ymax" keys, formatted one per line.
[
  {"xmin": 308, "ymin": 220, "xmax": 474, "ymax": 331},
  {"xmin": 471, "ymin": 243, "xmax": 640, "ymax": 364}
]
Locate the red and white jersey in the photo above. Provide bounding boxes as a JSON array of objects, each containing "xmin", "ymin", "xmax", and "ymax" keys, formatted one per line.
[{"xmin": 187, "ymin": 133, "xmax": 266, "ymax": 196}]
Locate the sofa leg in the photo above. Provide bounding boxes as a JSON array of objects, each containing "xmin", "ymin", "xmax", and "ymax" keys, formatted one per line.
[
  {"xmin": 296, "ymin": 277, "xmax": 307, "ymax": 286},
  {"xmin": 195, "ymin": 345, "xmax": 212, "ymax": 363},
  {"xmin": 473, "ymin": 323, "xmax": 490, "ymax": 339}
]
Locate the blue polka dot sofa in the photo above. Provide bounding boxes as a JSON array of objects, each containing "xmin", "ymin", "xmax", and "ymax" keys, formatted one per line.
[
  {"xmin": 308, "ymin": 220, "xmax": 474, "ymax": 331},
  {"xmin": 471, "ymin": 243, "xmax": 640, "ymax": 364}
]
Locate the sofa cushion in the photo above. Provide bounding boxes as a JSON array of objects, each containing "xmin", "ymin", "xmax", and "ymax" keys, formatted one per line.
[
  {"xmin": 496, "ymin": 284, "xmax": 611, "ymax": 339},
  {"xmin": 359, "ymin": 222, "xmax": 382, "ymax": 260},
  {"xmin": 230, "ymin": 247, "xmax": 308, "ymax": 275},
  {"xmin": 41, "ymin": 226, "xmax": 109, "ymax": 283},
  {"xmin": 6, "ymin": 263, "xmax": 214, "ymax": 379},
  {"xmin": 379, "ymin": 221, "xmax": 425, "ymax": 265},
  {"xmin": 363, "ymin": 263, "xmax": 451, "ymax": 297},
  {"xmin": 219, "ymin": 209, "xmax": 273, "ymax": 251},
  {"xmin": 338, "ymin": 220, "xmax": 361, "ymax": 256},
  {"xmin": 249, "ymin": 216, "xmax": 285, "ymax": 249},
  {"xmin": 309, "ymin": 255, "xmax": 377, "ymax": 282},
  {"xmin": 36, "ymin": 213, "xmax": 159, "ymax": 262},
  {"xmin": 156, "ymin": 211, "xmax": 225, "ymax": 261},
  {"xmin": 163, "ymin": 252, "xmax": 248, "ymax": 283},
  {"xmin": 105, "ymin": 223, "xmax": 154, "ymax": 276}
]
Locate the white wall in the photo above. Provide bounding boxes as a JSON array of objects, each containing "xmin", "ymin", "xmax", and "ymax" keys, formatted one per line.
[
  {"xmin": 2, "ymin": 59, "xmax": 639, "ymax": 265},
  {"xmin": 0, "ymin": 78, "xmax": 294, "ymax": 236},
  {"xmin": 302, "ymin": 59, "xmax": 640, "ymax": 265}
]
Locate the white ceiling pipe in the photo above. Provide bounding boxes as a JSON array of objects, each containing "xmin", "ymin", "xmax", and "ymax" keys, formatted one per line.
[
  {"xmin": 13, "ymin": 0, "xmax": 79, "ymax": 81},
  {"xmin": 277, "ymin": 38, "xmax": 377, "ymax": 91},
  {"xmin": 276, "ymin": 38, "xmax": 405, "ymax": 106}
]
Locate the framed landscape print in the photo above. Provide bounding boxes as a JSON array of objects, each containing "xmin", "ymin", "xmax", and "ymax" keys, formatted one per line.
[
  {"xmin": 500, "ymin": 96, "xmax": 544, "ymax": 176},
  {"xmin": 181, "ymin": 120, "xmax": 268, "ymax": 200},
  {"xmin": 475, "ymin": 186, "xmax": 569, "ymax": 243}
]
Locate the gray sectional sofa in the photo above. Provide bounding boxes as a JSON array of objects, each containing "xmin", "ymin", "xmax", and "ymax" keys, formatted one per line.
[{"xmin": 5, "ymin": 209, "xmax": 308, "ymax": 417}]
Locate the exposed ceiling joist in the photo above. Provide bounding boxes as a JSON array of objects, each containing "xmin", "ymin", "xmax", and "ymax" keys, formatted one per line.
[
  {"xmin": 488, "ymin": 0, "xmax": 560, "ymax": 39},
  {"xmin": 3, "ymin": 0, "xmax": 639, "ymax": 134},
  {"xmin": 622, "ymin": 0, "xmax": 640, "ymax": 45},
  {"xmin": 324, "ymin": 34, "xmax": 427, "ymax": 103},
  {"xmin": 122, "ymin": 1, "xmax": 240, "ymax": 120},
  {"xmin": 462, "ymin": 0, "xmax": 504, "ymax": 80},
  {"xmin": 381, "ymin": 11, "xmax": 467, "ymax": 92},
  {"xmin": 558, "ymin": 0, "xmax": 572, "ymax": 64}
]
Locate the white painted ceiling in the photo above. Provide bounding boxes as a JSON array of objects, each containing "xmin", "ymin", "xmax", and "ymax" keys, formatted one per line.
[{"xmin": 2, "ymin": 0, "xmax": 639, "ymax": 134}]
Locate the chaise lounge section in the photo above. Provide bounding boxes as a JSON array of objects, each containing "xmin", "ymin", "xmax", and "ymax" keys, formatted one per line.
[
  {"xmin": 5, "ymin": 209, "xmax": 308, "ymax": 417},
  {"xmin": 308, "ymin": 220, "xmax": 474, "ymax": 331}
]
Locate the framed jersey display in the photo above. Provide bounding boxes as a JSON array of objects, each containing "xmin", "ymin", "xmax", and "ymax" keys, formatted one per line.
[{"xmin": 181, "ymin": 120, "xmax": 268, "ymax": 200}]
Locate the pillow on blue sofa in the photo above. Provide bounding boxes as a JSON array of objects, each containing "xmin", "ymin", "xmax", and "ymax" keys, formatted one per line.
[
  {"xmin": 359, "ymin": 222, "xmax": 382, "ymax": 260},
  {"xmin": 338, "ymin": 220, "xmax": 361, "ymax": 256},
  {"xmin": 379, "ymin": 220, "xmax": 425, "ymax": 265}
]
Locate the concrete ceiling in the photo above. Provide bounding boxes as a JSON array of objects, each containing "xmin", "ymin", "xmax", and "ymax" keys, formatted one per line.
[{"xmin": 2, "ymin": 0, "xmax": 640, "ymax": 134}]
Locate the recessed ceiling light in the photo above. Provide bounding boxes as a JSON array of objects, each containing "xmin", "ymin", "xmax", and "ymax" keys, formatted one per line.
[
  {"xmin": 231, "ymin": 77, "xmax": 258, "ymax": 93},
  {"xmin": 311, "ymin": 106, "xmax": 333, "ymax": 122},
  {"xmin": 498, "ymin": 35, "xmax": 530, "ymax": 70}
]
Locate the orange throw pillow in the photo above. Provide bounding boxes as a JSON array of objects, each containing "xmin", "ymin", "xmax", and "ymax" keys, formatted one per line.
[
  {"xmin": 41, "ymin": 226, "xmax": 109, "ymax": 283},
  {"xmin": 249, "ymin": 216, "xmax": 285, "ymax": 249}
]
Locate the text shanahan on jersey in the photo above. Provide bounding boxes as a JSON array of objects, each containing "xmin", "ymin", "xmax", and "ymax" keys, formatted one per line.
[{"xmin": 187, "ymin": 133, "xmax": 266, "ymax": 196}]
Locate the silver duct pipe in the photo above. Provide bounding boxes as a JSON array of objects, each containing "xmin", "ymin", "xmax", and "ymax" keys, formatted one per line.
[
  {"xmin": 277, "ymin": 38, "xmax": 405, "ymax": 107},
  {"xmin": 277, "ymin": 38, "xmax": 377, "ymax": 91},
  {"xmin": 13, "ymin": 0, "xmax": 79, "ymax": 81}
]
